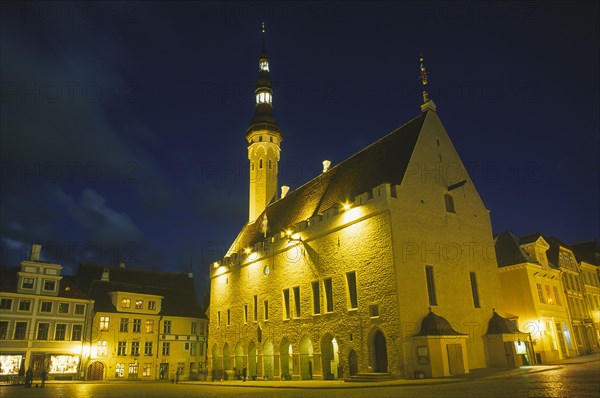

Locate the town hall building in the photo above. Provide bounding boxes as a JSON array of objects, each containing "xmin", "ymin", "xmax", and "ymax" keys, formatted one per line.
[{"xmin": 207, "ymin": 31, "xmax": 524, "ymax": 380}]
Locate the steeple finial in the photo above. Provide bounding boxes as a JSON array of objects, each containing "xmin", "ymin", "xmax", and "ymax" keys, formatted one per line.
[
  {"xmin": 419, "ymin": 53, "xmax": 437, "ymax": 112},
  {"xmin": 420, "ymin": 53, "xmax": 429, "ymax": 103},
  {"xmin": 261, "ymin": 22, "xmax": 266, "ymax": 51}
]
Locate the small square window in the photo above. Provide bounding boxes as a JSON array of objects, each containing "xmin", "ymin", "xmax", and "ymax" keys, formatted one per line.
[
  {"xmin": 135, "ymin": 300, "xmax": 144, "ymax": 309},
  {"xmin": 369, "ymin": 304, "xmax": 380, "ymax": 318},
  {"xmin": 21, "ymin": 278, "xmax": 34, "ymax": 289},
  {"xmin": 43, "ymin": 280, "xmax": 56, "ymax": 291},
  {"xmin": 0, "ymin": 298, "xmax": 13, "ymax": 310},
  {"xmin": 18, "ymin": 300, "xmax": 31, "ymax": 311},
  {"xmin": 121, "ymin": 298, "xmax": 131, "ymax": 308},
  {"xmin": 148, "ymin": 301, "xmax": 156, "ymax": 310},
  {"xmin": 40, "ymin": 301, "xmax": 52, "ymax": 313},
  {"xmin": 74, "ymin": 304, "xmax": 85, "ymax": 315},
  {"xmin": 58, "ymin": 303, "xmax": 70, "ymax": 314}
]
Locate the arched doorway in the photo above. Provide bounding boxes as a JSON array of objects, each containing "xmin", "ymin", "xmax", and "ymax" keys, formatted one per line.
[
  {"xmin": 348, "ymin": 350, "xmax": 358, "ymax": 376},
  {"xmin": 263, "ymin": 339, "xmax": 274, "ymax": 380},
  {"xmin": 223, "ymin": 343, "xmax": 231, "ymax": 371},
  {"xmin": 299, "ymin": 335, "xmax": 314, "ymax": 380},
  {"xmin": 235, "ymin": 342, "xmax": 244, "ymax": 374},
  {"xmin": 279, "ymin": 338, "xmax": 293, "ymax": 379},
  {"xmin": 211, "ymin": 343, "xmax": 221, "ymax": 380},
  {"xmin": 87, "ymin": 362, "xmax": 104, "ymax": 380},
  {"xmin": 372, "ymin": 330, "xmax": 388, "ymax": 373},
  {"xmin": 248, "ymin": 342, "xmax": 257, "ymax": 380},
  {"xmin": 321, "ymin": 333, "xmax": 339, "ymax": 380}
]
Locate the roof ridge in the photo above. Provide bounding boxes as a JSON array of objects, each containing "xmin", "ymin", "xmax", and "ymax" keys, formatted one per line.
[{"xmin": 272, "ymin": 112, "xmax": 426, "ymax": 205}]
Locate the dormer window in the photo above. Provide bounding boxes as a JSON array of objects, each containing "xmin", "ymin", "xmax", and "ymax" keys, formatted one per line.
[
  {"xmin": 121, "ymin": 298, "xmax": 131, "ymax": 308},
  {"xmin": 135, "ymin": 300, "xmax": 144, "ymax": 309},
  {"xmin": 21, "ymin": 278, "xmax": 34, "ymax": 289},
  {"xmin": 256, "ymin": 91, "xmax": 272, "ymax": 104},
  {"xmin": 259, "ymin": 60, "xmax": 269, "ymax": 71},
  {"xmin": 43, "ymin": 280, "xmax": 56, "ymax": 291}
]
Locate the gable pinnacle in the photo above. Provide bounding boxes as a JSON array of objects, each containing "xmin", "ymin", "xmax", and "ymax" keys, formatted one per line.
[
  {"xmin": 419, "ymin": 53, "xmax": 437, "ymax": 112},
  {"xmin": 420, "ymin": 53, "xmax": 429, "ymax": 103}
]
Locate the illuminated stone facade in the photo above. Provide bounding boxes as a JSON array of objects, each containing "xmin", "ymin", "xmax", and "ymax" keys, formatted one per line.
[
  {"xmin": 0, "ymin": 245, "xmax": 93, "ymax": 381},
  {"xmin": 208, "ymin": 43, "xmax": 506, "ymax": 380}
]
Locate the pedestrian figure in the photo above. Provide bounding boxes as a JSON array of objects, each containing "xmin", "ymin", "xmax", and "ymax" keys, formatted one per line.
[
  {"xmin": 242, "ymin": 365, "xmax": 247, "ymax": 382},
  {"xmin": 25, "ymin": 368, "xmax": 33, "ymax": 388},
  {"xmin": 41, "ymin": 369, "xmax": 47, "ymax": 387}
]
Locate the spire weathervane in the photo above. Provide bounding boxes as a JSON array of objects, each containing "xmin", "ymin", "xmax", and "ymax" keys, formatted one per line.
[
  {"xmin": 420, "ymin": 53, "xmax": 429, "ymax": 104},
  {"xmin": 261, "ymin": 22, "xmax": 265, "ymax": 50}
]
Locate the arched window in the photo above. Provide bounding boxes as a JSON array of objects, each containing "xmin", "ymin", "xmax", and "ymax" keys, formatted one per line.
[
  {"xmin": 444, "ymin": 193, "xmax": 455, "ymax": 213},
  {"xmin": 259, "ymin": 159, "xmax": 263, "ymax": 169},
  {"xmin": 268, "ymin": 160, "xmax": 272, "ymax": 169}
]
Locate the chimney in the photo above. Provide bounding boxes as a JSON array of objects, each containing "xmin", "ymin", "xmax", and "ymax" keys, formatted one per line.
[
  {"xmin": 281, "ymin": 185, "xmax": 290, "ymax": 199},
  {"xmin": 119, "ymin": 259, "xmax": 126, "ymax": 269},
  {"xmin": 30, "ymin": 244, "xmax": 41, "ymax": 261},
  {"xmin": 101, "ymin": 268, "xmax": 110, "ymax": 281},
  {"xmin": 322, "ymin": 160, "xmax": 331, "ymax": 173}
]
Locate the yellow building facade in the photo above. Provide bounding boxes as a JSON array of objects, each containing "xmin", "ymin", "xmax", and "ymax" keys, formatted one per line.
[
  {"xmin": 208, "ymin": 45, "xmax": 506, "ymax": 380},
  {"xmin": 495, "ymin": 233, "xmax": 575, "ymax": 363},
  {"xmin": 572, "ymin": 241, "xmax": 600, "ymax": 351},
  {"xmin": 0, "ymin": 245, "xmax": 94, "ymax": 381},
  {"xmin": 77, "ymin": 264, "xmax": 208, "ymax": 381}
]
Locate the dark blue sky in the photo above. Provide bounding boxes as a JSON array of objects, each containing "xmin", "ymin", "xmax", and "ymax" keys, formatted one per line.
[{"xmin": 1, "ymin": 1, "xmax": 598, "ymax": 295}]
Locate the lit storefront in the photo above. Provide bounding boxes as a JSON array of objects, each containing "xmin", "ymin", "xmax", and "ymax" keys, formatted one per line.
[
  {"xmin": 0, "ymin": 355, "xmax": 23, "ymax": 375},
  {"xmin": 49, "ymin": 355, "xmax": 80, "ymax": 375}
]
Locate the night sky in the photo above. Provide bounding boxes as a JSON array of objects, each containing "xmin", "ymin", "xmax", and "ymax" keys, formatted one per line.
[{"xmin": 1, "ymin": 1, "xmax": 598, "ymax": 296}]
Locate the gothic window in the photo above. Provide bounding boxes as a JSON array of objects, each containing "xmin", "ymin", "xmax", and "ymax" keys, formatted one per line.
[
  {"xmin": 425, "ymin": 266, "xmax": 438, "ymax": 306},
  {"xmin": 444, "ymin": 193, "xmax": 455, "ymax": 213}
]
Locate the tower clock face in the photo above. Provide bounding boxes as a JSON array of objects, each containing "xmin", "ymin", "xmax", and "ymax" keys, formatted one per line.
[{"xmin": 263, "ymin": 265, "xmax": 270, "ymax": 276}]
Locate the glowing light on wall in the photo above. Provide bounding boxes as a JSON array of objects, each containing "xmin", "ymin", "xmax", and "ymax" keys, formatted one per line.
[{"xmin": 341, "ymin": 205, "xmax": 363, "ymax": 223}]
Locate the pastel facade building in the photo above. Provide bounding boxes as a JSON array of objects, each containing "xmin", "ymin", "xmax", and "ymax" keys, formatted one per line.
[
  {"xmin": 76, "ymin": 263, "xmax": 208, "ymax": 381},
  {"xmin": 0, "ymin": 245, "xmax": 93, "ymax": 381},
  {"xmin": 208, "ymin": 41, "xmax": 508, "ymax": 380},
  {"xmin": 495, "ymin": 232, "xmax": 575, "ymax": 363},
  {"xmin": 571, "ymin": 241, "xmax": 600, "ymax": 352}
]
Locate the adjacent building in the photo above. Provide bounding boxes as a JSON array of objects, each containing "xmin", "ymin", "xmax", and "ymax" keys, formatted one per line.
[
  {"xmin": 208, "ymin": 41, "xmax": 511, "ymax": 380},
  {"xmin": 76, "ymin": 263, "xmax": 208, "ymax": 381},
  {"xmin": 0, "ymin": 245, "xmax": 94, "ymax": 381},
  {"xmin": 495, "ymin": 232, "xmax": 575, "ymax": 363},
  {"xmin": 571, "ymin": 241, "xmax": 600, "ymax": 351},
  {"xmin": 0, "ymin": 245, "xmax": 208, "ymax": 382}
]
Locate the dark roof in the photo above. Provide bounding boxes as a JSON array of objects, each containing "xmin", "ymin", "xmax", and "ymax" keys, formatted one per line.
[
  {"xmin": 77, "ymin": 263, "xmax": 205, "ymax": 318},
  {"xmin": 414, "ymin": 310, "xmax": 466, "ymax": 336},
  {"xmin": 519, "ymin": 232, "xmax": 543, "ymax": 245},
  {"xmin": 486, "ymin": 310, "xmax": 526, "ymax": 335},
  {"xmin": 230, "ymin": 111, "xmax": 427, "ymax": 254},
  {"xmin": 494, "ymin": 231, "xmax": 538, "ymax": 267},
  {"xmin": 0, "ymin": 266, "xmax": 89, "ymax": 300},
  {"xmin": 570, "ymin": 241, "xmax": 600, "ymax": 266}
]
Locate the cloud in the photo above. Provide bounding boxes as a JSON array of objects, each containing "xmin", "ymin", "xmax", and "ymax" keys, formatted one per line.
[{"xmin": 52, "ymin": 187, "xmax": 143, "ymax": 246}]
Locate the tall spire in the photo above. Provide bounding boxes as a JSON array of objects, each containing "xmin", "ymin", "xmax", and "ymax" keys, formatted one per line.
[
  {"xmin": 246, "ymin": 23, "xmax": 282, "ymax": 223},
  {"xmin": 247, "ymin": 23, "xmax": 280, "ymax": 137},
  {"xmin": 419, "ymin": 53, "xmax": 437, "ymax": 112}
]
